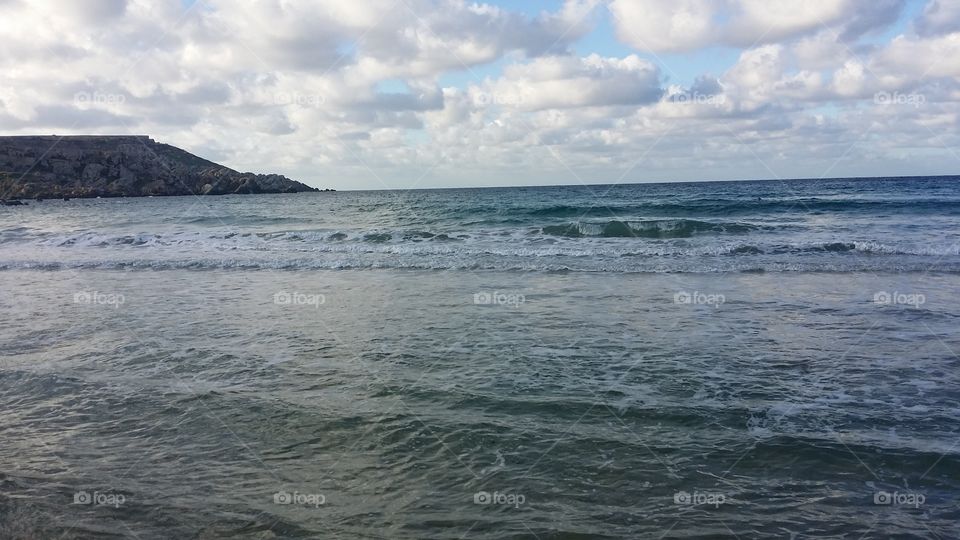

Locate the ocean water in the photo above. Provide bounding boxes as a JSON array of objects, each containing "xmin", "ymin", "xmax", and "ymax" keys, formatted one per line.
[{"xmin": 1, "ymin": 177, "xmax": 959, "ymax": 538}]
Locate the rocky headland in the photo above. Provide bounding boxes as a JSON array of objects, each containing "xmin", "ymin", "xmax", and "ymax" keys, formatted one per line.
[{"xmin": 0, "ymin": 136, "xmax": 326, "ymax": 199}]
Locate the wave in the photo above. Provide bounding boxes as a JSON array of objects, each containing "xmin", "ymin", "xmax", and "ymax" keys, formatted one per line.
[
  {"xmin": 3, "ymin": 257, "xmax": 960, "ymax": 273},
  {"xmin": 525, "ymin": 198, "xmax": 960, "ymax": 218},
  {"xmin": 717, "ymin": 242, "xmax": 960, "ymax": 256},
  {"xmin": 180, "ymin": 215, "xmax": 309, "ymax": 226},
  {"xmin": 766, "ymin": 241, "xmax": 960, "ymax": 256},
  {"xmin": 23, "ymin": 229, "xmax": 471, "ymax": 248},
  {"xmin": 10, "ymin": 229, "xmax": 960, "ymax": 259},
  {"xmin": 542, "ymin": 219, "xmax": 762, "ymax": 238}
]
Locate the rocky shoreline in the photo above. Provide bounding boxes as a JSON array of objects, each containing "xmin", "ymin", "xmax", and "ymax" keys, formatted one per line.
[{"xmin": 0, "ymin": 136, "xmax": 329, "ymax": 199}]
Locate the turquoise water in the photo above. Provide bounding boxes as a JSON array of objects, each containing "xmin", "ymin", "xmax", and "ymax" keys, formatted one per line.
[{"xmin": 1, "ymin": 177, "xmax": 959, "ymax": 538}]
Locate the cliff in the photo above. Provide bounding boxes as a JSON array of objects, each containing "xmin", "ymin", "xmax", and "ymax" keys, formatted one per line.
[{"xmin": 0, "ymin": 136, "xmax": 323, "ymax": 199}]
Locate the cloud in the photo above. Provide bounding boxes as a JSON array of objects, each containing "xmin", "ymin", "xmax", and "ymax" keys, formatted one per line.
[
  {"xmin": 608, "ymin": 0, "xmax": 718, "ymax": 53},
  {"xmin": 476, "ymin": 54, "xmax": 662, "ymax": 111},
  {"xmin": 0, "ymin": 0, "xmax": 957, "ymax": 188},
  {"xmin": 608, "ymin": 0, "xmax": 906, "ymax": 53},
  {"xmin": 873, "ymin": 33, "xmax": 960, "ymax": 80},
  {"xmin": 0, "ymin": 105, "xmax": 135, "ymax": 130},
  {"xmin": 916, "ymin": 0, "xmax": 960, "ymax": 36},
  {"xmin": 194, "ymin": 0, "xmax": 599, "ymax": 78}
]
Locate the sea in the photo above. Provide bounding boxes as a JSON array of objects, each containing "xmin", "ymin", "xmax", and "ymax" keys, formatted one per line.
[{"xmin": 1, "ymin": 176, "xmax": 959, "ymax": 539}]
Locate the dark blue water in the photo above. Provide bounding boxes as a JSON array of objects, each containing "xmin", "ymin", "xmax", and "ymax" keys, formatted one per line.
[
  {"xmin": 1, "ymin": 176, "xmax": 959, "ymax": 273},
  {"xmin": 1, "ymin": 177, "xmax": 959, "ymax": 538}
]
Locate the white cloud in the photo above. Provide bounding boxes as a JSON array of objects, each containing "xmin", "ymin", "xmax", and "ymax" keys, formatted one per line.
[
  {"xmin": 831, "ymin": 60, "xmax": 871, "ymax": 98},
  {"xmin": 873, "ymin": 33, "xmax": 960, "ymax": 80},
  {"xmin": 608, "ymin": 0, "xmax": 718, "ymax": 53},
  {"xmin": 0, "ymin": 0, "xmax": 957, "ymax": 188},
  {"xmin": 916, "ymin": 0, "xmax": 960, "ymax": 36},
  {"xmin": 609, "ymin": 0, "xmax": 906, "ymax": 53},
  {"xmin": 477, "ymin": 54, "xmax": 662, "ymax": 111}
]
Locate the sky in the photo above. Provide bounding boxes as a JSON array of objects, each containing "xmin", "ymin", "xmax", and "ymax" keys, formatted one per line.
[{"xmin": 1, "ymin": 0, "xmax": 959, "ymax": 190}]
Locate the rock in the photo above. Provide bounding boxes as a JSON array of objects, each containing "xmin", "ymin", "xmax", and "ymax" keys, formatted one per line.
[
  {"xmin": 0, "ymin": 136, "xmax": 325, "ymax": 199},
  {"xmin": 82, "ymin": 163, "xmax": 106, "ymax": 181}
]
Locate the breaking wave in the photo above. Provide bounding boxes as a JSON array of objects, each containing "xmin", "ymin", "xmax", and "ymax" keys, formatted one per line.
[{"xmin": 541, "ymin": 219, "xmax": 763, "ymax": 238}]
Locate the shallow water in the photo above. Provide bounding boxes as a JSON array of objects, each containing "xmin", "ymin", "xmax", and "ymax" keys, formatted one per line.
[{"xmin": 2, "ymin": 178, "xmax": 960, "ymax": 538}]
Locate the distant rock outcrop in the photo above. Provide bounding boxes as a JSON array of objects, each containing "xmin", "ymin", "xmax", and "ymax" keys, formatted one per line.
[{"xmin": 0, "ymin": 136, "xmax": 325, "ymax": 198}]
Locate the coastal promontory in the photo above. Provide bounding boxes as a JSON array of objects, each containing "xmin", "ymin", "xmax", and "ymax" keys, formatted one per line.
[{"xmin": 0, "ymin": 135, "xmax": 323, "ymax": 199}]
